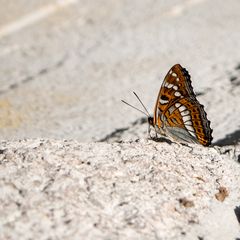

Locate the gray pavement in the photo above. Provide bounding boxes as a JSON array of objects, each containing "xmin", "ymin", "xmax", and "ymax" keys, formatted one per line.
[{"xmin": 0, "ymin": 0, "xmax": 240, "ymax": 143}]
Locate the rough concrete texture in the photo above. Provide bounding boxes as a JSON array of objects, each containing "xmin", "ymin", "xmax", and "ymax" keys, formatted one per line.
[
  {"xmin": 0, "ymin": 0, "xmax": 240, "ymax": 239},
  {"xmin": 0, "ymin": 139, "xmax": 240, "ymax": 240}
]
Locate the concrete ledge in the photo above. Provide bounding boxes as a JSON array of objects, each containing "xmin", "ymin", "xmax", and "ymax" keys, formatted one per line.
[{"xmin": 0, "ymin": 139, "xmax": 239, "ymax": 239}]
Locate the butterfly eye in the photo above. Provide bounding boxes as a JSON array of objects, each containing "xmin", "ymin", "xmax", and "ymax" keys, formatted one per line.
[{"xmin": 148, "ymin": 117, "xmax": 154, "ymax": 126}]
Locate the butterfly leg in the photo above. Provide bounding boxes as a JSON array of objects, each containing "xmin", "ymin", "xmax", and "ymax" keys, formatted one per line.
[
  {"xmin": 148, "ymin": 124, "xmax": 156, "ymax": 139},
  {"xmin": 148, "ymin": 124, "xmax": 151, "ymax": 136},
  {"xmin": 184, "ymin": 144, "xmax": 194, "ymax": 153}
]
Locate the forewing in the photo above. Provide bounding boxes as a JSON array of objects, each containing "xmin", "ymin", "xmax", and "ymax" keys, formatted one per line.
[{"xmin": 153, "ymin": 64, "xmax": 194, "ymax": 120}]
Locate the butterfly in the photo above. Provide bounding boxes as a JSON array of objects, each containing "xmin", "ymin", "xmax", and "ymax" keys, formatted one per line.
[{"xmin": 122, "ymin": 64, "xmax": 213, "ymax": 146}]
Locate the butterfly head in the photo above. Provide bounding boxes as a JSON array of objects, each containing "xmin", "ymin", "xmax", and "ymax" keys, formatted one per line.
[
  {"xmin": 122, "ymin": 92, "xmax": 156, "ymax": 138},
  {"xmin": 147, "ymin": 116, "xmax": 160, "ymax": 139},
  {"xmin": 148, "ymin": 116, "xmax": 154, "ymax": 126}
]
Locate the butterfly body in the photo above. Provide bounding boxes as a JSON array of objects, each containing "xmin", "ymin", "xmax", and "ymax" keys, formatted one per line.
[{"xmin": 150, "ymin": 64, "xmax": 213, "ymax": 146}]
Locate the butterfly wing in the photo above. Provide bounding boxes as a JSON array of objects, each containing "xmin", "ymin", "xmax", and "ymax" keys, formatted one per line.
[
  {"xmin": 153, "ymin": 64, "xmax": 213, "ymax": 146},
  {"xmin": 154, "ymin": 64, "xmax": 194, "ymax": 116}
]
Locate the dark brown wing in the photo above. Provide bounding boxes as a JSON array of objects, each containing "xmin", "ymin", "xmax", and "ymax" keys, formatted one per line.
[
  {"xmin": 154, "ymin": 64, "xmax": 194, "ymax": 117},
  {"xmin": 153, "ymin": 64, "xmax": 213, "ymax": 146}
]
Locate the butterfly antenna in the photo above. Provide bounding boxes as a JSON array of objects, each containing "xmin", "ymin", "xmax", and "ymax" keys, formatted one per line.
[
  {"xmin": 122, "ymin": 92, "xmax": 156, "ymax": 138},
  {"xmin": 121, "ymin": 100, "xmax": 149, "ymax": 117},
  {"xmin": 132, "ymin": 92, "xmax": 151, "ymax": 117}
]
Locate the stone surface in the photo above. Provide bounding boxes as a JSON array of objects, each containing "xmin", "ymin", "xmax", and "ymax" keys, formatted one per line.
[{"xmin": 0, "ymin": 139, "xmax": 240, "ymax": 240}]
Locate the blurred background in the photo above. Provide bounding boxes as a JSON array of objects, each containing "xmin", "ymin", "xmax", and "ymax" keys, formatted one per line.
[{"xmin": 0, "ymin": 0, "xmax": 240, "ymax": 144}]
